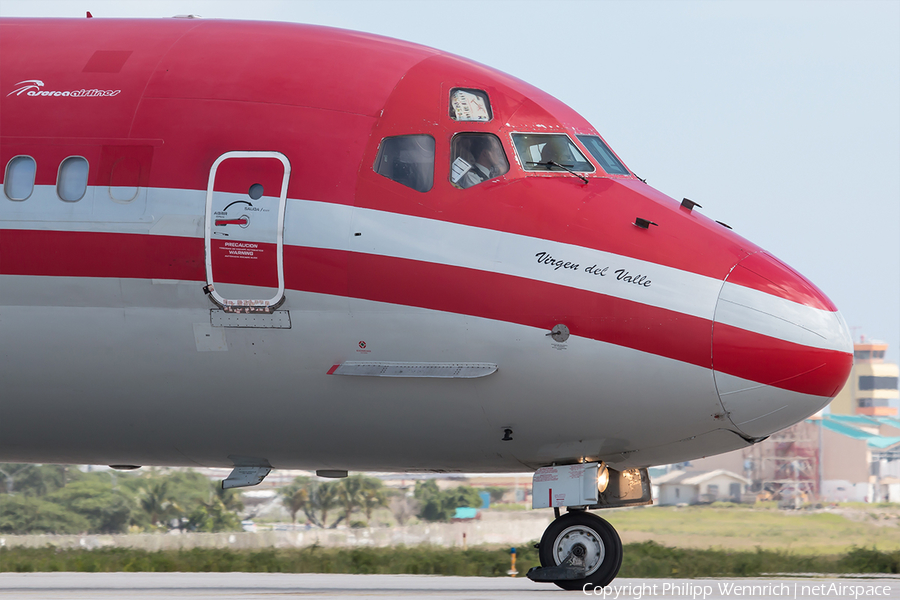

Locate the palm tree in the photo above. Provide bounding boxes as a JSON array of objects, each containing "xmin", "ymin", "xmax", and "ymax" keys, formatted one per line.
[
  {"xmin": 337, "ymin": 475, "xmax": 364, "ymax": 525},
  {"xmin": 360, "ymin": 478, "xmax": 387, "ymax": 526},
  {"xmin": 314, "ymin": 481, "xmax": 340, "ymax": 528},
  {"xmin": 280, "ymin": 485, "xmax": 309, "ymax": 528},
  {"xmin": 139, "ymin": 479, "xmax": 177, "ymax": 528},
  {"xmin": 214, "ymin": 484, "xmax": 244, "ymax": 513},
  {"xmin": 188, "ymin": 484, "xmax": 242, "ymax": 532}
]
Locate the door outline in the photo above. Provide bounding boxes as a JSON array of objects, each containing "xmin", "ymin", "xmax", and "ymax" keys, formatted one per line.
[{"xmin": 204, "ymin": 151, "xmax": 291, "ymax": 311}]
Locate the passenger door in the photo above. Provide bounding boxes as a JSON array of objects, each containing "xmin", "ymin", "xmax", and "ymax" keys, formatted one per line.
[{"xmin": 204, "ymin": 151, "xmax": 290, "ymax": 311}]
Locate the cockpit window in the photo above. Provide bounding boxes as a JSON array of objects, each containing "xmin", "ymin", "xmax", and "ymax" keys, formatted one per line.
[
  {"xmin": 449, "ymin": 88, "xmax": 492, "ymax": 122},
  {"xmin": 577, "ymin": 135, "xmax": 630, "ymax": 175},
  {"xmin": 373, "ymin": 134, "xmax": 435, "ymax": 193},
  {"xmin": 450, "ymin": 133, "xmax": 509, "ymax": 188},
  {"xmin": 511, "ymin": 134, "xmax": 594, "ymax": 173}
]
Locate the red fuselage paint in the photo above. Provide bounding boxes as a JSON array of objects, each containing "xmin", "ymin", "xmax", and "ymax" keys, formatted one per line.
[{"xmin": 0, "ymin": 18, "xmax": 852, "ymax": 471}]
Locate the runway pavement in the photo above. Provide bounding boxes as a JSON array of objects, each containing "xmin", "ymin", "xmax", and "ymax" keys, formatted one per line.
[{"xmin": 0, "ymin": 573, "xmax": 897, "ymax": 599}]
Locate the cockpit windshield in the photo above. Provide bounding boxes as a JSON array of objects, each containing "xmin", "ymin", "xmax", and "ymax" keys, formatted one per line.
[
  {"xmin": 373, "ymin": 134, "xmax": 435, "ymax": 192},
  {"xmin": 511, "ymin": 133, "xmax": 594, "ymax": 173},
  {"xmin": 450, "ymin": 133, "xmax": 509, "ymax": 188},
  {"xmin": 576, "ymin": 135, "xmax": 630, "ymax": 175}
]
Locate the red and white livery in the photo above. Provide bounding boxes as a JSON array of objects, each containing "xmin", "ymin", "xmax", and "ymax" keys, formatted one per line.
[{"xmin": 0, "ymin": 17, "xmax": 852, "ymax": 589}]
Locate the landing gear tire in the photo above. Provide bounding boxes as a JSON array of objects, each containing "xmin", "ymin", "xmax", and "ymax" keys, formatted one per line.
[{"xmin": 538, "ymin": 511, "xmax": 623, "ymax": 591}]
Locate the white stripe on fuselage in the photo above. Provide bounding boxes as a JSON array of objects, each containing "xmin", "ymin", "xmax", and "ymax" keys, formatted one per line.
[
  {"xmin": 1, "ymin": 185, "xmax": 841, "ymax": 351},
  {"xmin": 715, "ymin": 282, "xmax": 851, "ymax": 352},
  {"xmin": 297, "ymin": 201, "xmax": 724, "ymax": 321}
]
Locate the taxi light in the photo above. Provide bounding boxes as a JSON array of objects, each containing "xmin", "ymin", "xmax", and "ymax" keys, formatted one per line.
[{"xmin": 597, "ymin": 462, "xmax": 610, "ymax": 493}]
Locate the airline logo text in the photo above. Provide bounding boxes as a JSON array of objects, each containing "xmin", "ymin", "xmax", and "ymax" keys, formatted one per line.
[{"xmin": 7, "ymin": 80, "xmax": 121, "ymax": 98}]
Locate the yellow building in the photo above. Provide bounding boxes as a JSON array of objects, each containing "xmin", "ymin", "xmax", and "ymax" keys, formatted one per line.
[{"xmin": 831, "ymin": 341, "xmax": 899, "ymax": 417}]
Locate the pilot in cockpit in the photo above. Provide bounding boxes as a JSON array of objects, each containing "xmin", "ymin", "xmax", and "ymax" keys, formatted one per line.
[
  {"xmin": 538, "ymin": 136, "xmax": 571, "ymax": 168},
  {"xmin": 451, "ymin": 133, "xmax": 509, "ymax": 189}
]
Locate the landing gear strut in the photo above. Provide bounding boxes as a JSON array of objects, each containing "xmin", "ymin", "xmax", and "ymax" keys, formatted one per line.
[{"xmin": 531, "ymin": 511, "xmax": 623, "ymax": 590}]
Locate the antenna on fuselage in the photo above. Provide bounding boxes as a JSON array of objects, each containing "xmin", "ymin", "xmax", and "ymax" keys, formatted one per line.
[{"xmin": 681, "ymin": 198, "xmax": 702, "ymax": 211}]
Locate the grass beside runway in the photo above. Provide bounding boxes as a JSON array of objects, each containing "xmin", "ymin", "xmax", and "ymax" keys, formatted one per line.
[
  {"xmin": 604, "ymin": 504, "xmax": 900, "ymax": 555},
  {"xmin": 1, "ymin": 543, "xmax": 898, "ymax": 576}
]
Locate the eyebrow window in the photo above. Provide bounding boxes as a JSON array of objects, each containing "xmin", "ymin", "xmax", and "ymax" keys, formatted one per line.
[
  {"xmin": 577, "ymin": 135, "xmax": 630, "ymax": 175},
  {"xmin": 511, "ymin": 133, "xmax": 594, "ymax": 173},
  {"xmin": 4, "ymin": 156, "xmax": 37, "ymax": 201},
  {"xmin": 449, "ymin": 88, "xmax": 492, "ymax": 122},
  {"xmin": 450, "ymin": 133, "xmax": 509, "ymax": 188},
  {"xmin": 373, "ymin": 135, "xmax": 435, "ymax": 193},
  {"xmin": 57, "ymin": 156, "xmax": 89, "ymax": 202}
]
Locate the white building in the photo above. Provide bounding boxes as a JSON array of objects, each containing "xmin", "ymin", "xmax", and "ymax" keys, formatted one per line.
[{"xmin": 653, "ymin": 469, "xmax": 750, "ymax": 506}]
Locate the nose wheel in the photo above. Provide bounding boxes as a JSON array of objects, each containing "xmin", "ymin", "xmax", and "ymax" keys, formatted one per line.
[{"xmin": 531, "ymin": 511, "xmax": 623, "ymax": 590}]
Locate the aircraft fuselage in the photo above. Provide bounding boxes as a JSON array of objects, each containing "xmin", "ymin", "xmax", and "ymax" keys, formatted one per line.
[{"xmin": 0, "ymin": 18, "xmax": 852, "ymax": 475}]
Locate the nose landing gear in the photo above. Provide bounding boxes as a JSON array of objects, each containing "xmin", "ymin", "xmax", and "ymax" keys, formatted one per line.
[
  {"xmin": 527, "ymin": 463, "xmax": 652, "ymax": 590},
  {"xmin": 528, "ymin": 511, "xmax": 623, "ymax": 590}
]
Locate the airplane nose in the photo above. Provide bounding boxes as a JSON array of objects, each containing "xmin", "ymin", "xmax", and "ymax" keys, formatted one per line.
[{"xmin": 712, "ymin": 251, "xmax": 853, "ymax": 439}]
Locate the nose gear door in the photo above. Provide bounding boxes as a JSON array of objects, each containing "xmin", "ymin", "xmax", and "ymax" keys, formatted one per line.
[{"xmin": 204, "ymin": 151, "xmax": 290, "ymax": 312}]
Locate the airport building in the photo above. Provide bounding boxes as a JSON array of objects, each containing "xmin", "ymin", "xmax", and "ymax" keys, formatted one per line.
[
  {"xmin": 829, "ymin": 340, "xmax": 899, "ymax": 417},
  {"xmin": 675, "ymin": 414, "xmax": 900, "ymax": 504},
  {"xmin": 652, "ymin": 469, "xmax": 750, "ymax": 505}
]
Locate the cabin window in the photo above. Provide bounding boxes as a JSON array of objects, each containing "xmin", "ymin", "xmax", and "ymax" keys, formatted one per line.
[
  {"xmin": 450, "ymin": 133, "xmax": 509, "ymax": 188},
  {"xmin": 373, "ymin": 135, "xmax": 435, "ymax": 193},
  {"xmin": 57, "ymin": 156, "xmax": 89, "ymax": 202},
  {"xmin": 577, "ymin": 135, "xmax": 630, "ymax": 175},
  {"xmin": 449, "ymin": 88, "xmax": 492, "ymax": 122},
  {"xmin": 4, "ymin": 156, "xmax": 37, "ymax": 201},
  {"xmin": 511, "ymin": 133, "xmax": 594, "ymax": 173}
]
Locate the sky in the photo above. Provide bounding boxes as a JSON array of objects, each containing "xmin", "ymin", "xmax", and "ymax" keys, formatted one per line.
[{"xmin": 2, "ymin": 1, "xmax": 898, "ymax": 367}]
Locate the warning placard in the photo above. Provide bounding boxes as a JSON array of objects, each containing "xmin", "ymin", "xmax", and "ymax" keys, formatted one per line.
[{"xmin": 223, "ymin": 241, "xmax": 262, "ymax": 260}]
